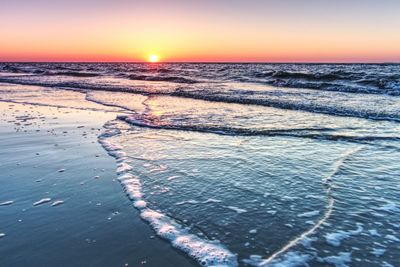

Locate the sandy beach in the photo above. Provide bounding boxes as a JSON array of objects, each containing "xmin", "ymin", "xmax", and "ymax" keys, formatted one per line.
[{"xmin": 0, "ymin": 100, "xmax": 196, "ymax": 267}]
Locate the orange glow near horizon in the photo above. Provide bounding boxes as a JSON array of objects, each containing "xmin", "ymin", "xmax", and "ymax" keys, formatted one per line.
[{"xmin": 0, "ymin": 1, "xmax": 399, "ymax": 63}]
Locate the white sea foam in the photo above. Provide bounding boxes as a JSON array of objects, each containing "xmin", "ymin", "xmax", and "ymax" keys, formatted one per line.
[
  {"xmin": 325, "ymin": 223, "xmax": 363, "ymax": 247},
  {"xmin": 0, "ymin": 200, "xmax": 14, "ymax": 206},
  {"xmin": 117, "ymin": 173, "xmax": 134, "ymax": 181},
  {"xmin": 376, "ymin": 202, "xmax": 399, "ymax": 213},
  {"xmin": 119, "ymin": 174, "xmax": 142, "ymax": 200},
  {"xmin": 100, "ymin": 140, "xmax": 123, "ymax": 152},
  {"xmin": 141, "ymin": 209, "xmax": 237, "ymax": 266},
  {"xmin": 323, "ymin": 252, "xmax": 351, "ymax": 267},
  {"xmin": 176, "ymin": 198, "xmax": 223, "ymax": 206},
  {"xmin": 382, "ymin": 262, "xmax": 394, "ymax": 267},
  {"xmin": 134, "ymin": 200, "xmax": 147, "ymax": 209},
  {"xmin": 176, "ymin": 200, "xmax": 200, "ymax": 205},
  {"xmin": 299, "ymin": 237, "xmax": 315, "ymax": 249},
  {"xmin": 368, "ymin": 229, "xmax": 381, "ymax": 236},
  {"xmin": 243, "ymin": 255, "xmax": 263, "ymax": 265},
  {"xmin": 250, "ymin": 147, "xmax": 363, "ymax": 266},
  {"xmin": 244, "ymin": 252, "xmax": 311, "ymax": 267},
  {"xmin": 99, "ymin": 126, "xmax": 121, "ymax": 139},
  {"xmin": 371, "ymin": 248, "xmax": 386, "ymax": 257},
  {"xmin": 385, "ymin": 234, "xmax": 400, "ymax": 242},
  {"xmin": 167, "ymin": 175, "xmax": 180, "ymax": 181},
  {"xmin": 116, "ymin": 162, "xmax": 133, "ymax": 175},
  {"xmin": 51, "ymin": 200, "xmax": 64, "ymax": 207},
  {"xmin": 33, "ymin": 198, "xmax": 52, "ymax": 206},
  {"xmin": 108, "ymin": 150, "xmax": 127, "ymax": 159},
  {"xmin": 304, "ymin": 194, "xmax": 323, "ymax": 200},
  {"xmin": 203, "ymin": 198, "xmax": 222, "ymax": 204},
  {"xmin": 297, "ymin": 210, "xmax": 320, "ymax": 218},
  {"xmin": 226, "ymin": 206, "xmax": 247, "ymax": 214},
  {"xmin": 270, "ymin": 252, "xmax": 311, "ymax": 267},
  {"xmin": 98, "ymin": 124, "xmax": 238, "ymax": 267},
  {"xmin": 267, "ymin": 210, "xmax": 277, "ymax": 215}
]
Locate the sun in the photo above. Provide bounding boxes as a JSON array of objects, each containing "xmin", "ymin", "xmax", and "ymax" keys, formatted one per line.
[{"xmin": 149, "ymin": 54, "xmax": 159, "ymax": 63}]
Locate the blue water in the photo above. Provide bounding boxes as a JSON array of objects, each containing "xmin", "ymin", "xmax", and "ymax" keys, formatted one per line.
[{"xmin": 0, "ymin": 63, "xmax": 399, "ymax": 266}]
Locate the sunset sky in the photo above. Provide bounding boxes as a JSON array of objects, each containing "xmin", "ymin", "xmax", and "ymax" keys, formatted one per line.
[{"xmin": 1, "ymin": 0, "xmax": 399, "ymax": 62}]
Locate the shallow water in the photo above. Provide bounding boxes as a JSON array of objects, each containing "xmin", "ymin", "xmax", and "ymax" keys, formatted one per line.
[
  {"xmin": 0, "ymin": 63, "xmax": 399, "ymax": 267},
  {"xmin": 0, "ymin": 103, "xmax": 196, "ymax": 267}
]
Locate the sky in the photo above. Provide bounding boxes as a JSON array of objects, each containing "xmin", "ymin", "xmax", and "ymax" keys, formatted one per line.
[{"xmin": 0, "ymin": 0, "xmax": 399, "ymax": 62}]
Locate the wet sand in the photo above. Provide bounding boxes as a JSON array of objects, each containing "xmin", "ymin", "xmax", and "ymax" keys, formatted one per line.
[{"xmin": 0, "ymin": 101, "xmax": 196, "ymax": 267}]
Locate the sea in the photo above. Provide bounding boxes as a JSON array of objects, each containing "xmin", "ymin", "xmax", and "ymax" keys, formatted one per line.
[{"xmin": 0, "ymin": 63, "xmax": 399, "ymax": 267}]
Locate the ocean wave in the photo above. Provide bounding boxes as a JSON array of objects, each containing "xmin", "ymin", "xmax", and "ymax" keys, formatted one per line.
[
  {"xmin": 260, "ymin": 78, "xmax": 399, "ymax": 95},
  {"xmin": 1, "ymin": 62, "xmax": 399, "ymax": 122},
  {"xmin": 243, "ymin": 69, "xmax": 400, "ymax": 95},
  {"xmin": 171, "ymin": 90, "xmax": 400, "ymax": 122},
  {"xmin": 98, "ymin": 120, "xmax": 238, "ymax": 267},
  {"xmin": 271, "ymin": 70, "xmax": 348, "ymax": 81},
  {"xmin": 1, "ymin": 64, "xmax": 27, "ymax": 73},
  {"xmin": 0, "ymin": 76, "xmax": 399, "ymax": 122},
  {"xmin": 128, "ymin": 74, "xmax": 199, "ymax": 84},
  {"xmin": 356, "ymin": 77, "xmax": 400, "ymax": 90},
  {"xmin": 46, "ymin": 71, "xmax": 100, "ymax": 77},
  {"xmin": 118, "ymin": 115, "xmax": 400, "ymax": 143},
  {"xmin": 250, "ymin": 147, "xmax": 363, "ymax": 267},
  {"xmin": 1, "ymin": 63, "xmax": 400, "ymax": 96}
]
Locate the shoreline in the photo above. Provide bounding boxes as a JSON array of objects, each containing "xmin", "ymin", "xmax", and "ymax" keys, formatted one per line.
[{"xmin": 0, "ymin": 101, "xmax": 197, "ymax": 267}]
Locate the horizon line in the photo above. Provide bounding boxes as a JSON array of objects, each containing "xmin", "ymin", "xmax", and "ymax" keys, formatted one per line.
[{"xmin": 1, "ymin": 61, "xmax": 399, "ymax": 64}]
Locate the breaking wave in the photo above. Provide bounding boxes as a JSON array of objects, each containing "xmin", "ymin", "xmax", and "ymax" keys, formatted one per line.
[
  {"xmin": 128, "ymin": 74, "xmax": 200, "ymax": 84},
  {"xmin": 98, "ymin": 120, "xmax": 238, "ymax": 267},
  {"xmin": 0, "ymin": 62, "xmax": 399, "ymax": 123},
  {"xmin": 117, "ymin": 115, "xmax": 400, "ymax": 143}
]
